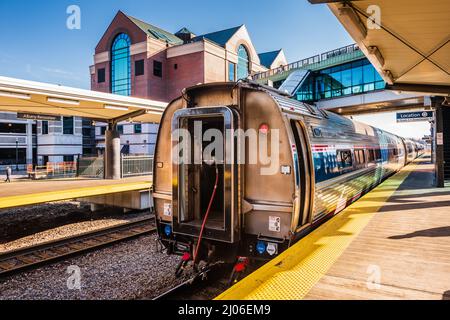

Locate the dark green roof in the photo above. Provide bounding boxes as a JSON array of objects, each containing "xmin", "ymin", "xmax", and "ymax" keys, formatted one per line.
[
  {"xmin": 126, "ymin": 14, "xmax": 183, "ymax": 45},
  {"xmin": 175, "ymin": 27, "xmax": 195, "ymax": 35},
  {"xmin": 258, "ymin": 50, "xmax": 282, "ymax": 68},
  {"xmin": 192, "ymin": 25, "xmax": 242, "ymax": 47}
]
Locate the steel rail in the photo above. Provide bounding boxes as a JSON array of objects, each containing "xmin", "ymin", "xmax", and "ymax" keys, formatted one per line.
[{"xmin": 0, "ymin": 217, "xmax": 156, "ymax": 277}]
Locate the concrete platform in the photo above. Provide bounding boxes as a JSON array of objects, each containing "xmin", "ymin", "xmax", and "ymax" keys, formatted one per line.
[
  {"xmin": 217, "ymin": 156, "xmax": 450, "ymax": 300},
  {"xmin": 0, "ymin": 176, "xmax": 152, "ymax": 209}
]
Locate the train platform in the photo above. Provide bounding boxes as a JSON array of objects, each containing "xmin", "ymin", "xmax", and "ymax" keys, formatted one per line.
[
  {"xmin": 0, "ymin": 176, "xmax": 152, "ymax": 209},
  {"xmin": 217, "ymin": 156, "xmax": 450, "ymax": 300}
]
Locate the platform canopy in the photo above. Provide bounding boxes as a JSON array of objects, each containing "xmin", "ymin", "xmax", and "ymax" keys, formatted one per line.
[
  {"xmin": 310, "ymin": 0, "xmax": 450, "ymax": 95},
  {"xmin": 0, "ymin": 76, "xmax": 167, "ymax": 123}
]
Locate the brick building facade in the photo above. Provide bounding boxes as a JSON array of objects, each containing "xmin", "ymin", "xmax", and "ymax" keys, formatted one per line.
[{"xmin": 90, "ymin": 11, "xmax": 287, "ymax": 155}]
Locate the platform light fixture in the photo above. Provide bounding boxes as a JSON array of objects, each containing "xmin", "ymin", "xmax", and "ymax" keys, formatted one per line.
[
  {"xmin": 338, "ymin": 4, "xmax": 367, "ymax": 42},
  {"xmin": 368, "ymin": 46, "xmax": 385, "ymax": 67},
  {"xmin": 0, "ymin": 90, "xmax": 31, "ymax": 100},
  {"xmin": 47, "ymin": 97, "xmax": 80, "ymax": 106},
  {"xmin": 104, "ymin": 105, "xmax": 129, "ymax": 111},
  {"xmin": 145, "ymin": 110, "xmax": 163, "ymax": 115},
  {"xmin": 382, "ymin": 70, "xmax": 395, "ymax": 84}
]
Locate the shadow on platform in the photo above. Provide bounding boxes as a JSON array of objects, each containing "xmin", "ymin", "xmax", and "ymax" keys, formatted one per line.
[{"xmin": 389, "ymin": 226, "xmax": 450, "ymax": 239}]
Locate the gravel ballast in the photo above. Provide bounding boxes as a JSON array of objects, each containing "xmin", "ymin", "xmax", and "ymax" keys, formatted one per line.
[
  {"xmin": 0, "ymin": 201, "xmax": 188, "ymax": 300},
  {"xmin": 0, "ymin": 233, "xmax": 185, "ymax": 300}
]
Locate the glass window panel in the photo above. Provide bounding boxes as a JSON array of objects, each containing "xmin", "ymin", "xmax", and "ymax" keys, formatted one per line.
[
  {"xmin": 352, "ymin": 66, "xmax": 363, "ymax": 85},
  {"xmin": 341, "ymin": 69, "xmax": 352, "ymax": 88},
  {"xmin": 228, "ymin": 62, "xmax": 235, "ymax": 82},
  {"xmin": 352, "ymin": 85, "xmax": 362, "ymax": 94},
  {"xmin": 134, "ymin": 124, "xmax": 142, "ymax": 134},
  {"xmin": 363, "ymin": 64, "xmax": 375, "ymax": 83},
  {"xmin": 363, "ymin": 83, "xmax": 375, "ymax": 92},
  {"xmin": 374, "ymin": 70, "xmax": 383, "ymax": 82},
  {"xmin": 42, "ymin": 121, "xmax": 48, "ymax": 135},
  {"xmin": 237, "ymin": 45, "xmax": 250, "ymax": 80},
  {"xmin": 375, "ymin": 81, "xmax": 385, "ymax": 90},
  {"xmin": 63, "ymin": 117, "xmax": 74, "ymax": 135},
  {"xmin": 332, "ymin": 89, "xmax": 342, "ymax": 97},
  {"xmin": 330, "ymin": 72, "xmax": 342, "ymax": 89},
  {"xmin": 111, "ymin": 33, "xmax": 131, "ymax": 96},
  {"xmin": 343, "ymin": 87, "xmax": 352, "ymax": 95},
  {"xmin": 352, "ymin": 60, "xmax": 363, "ymax": 68},
  {"xmin": 331, "ymin": 66, "xmax": 341, "ymax": 73}
]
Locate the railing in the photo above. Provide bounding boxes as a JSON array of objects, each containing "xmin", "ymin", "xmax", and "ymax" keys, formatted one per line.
[
  {"xmin": 253, "ymin": 44, "xmax": 360, "ymax": 80},
  {"xmin": 121, "ymin": 155, "xmax": 153, "ymax": 178},
  {"xmin": 28, "ymin": 162, "xmax": 78, "ymax": 179},
  {"xmin": 77, "ymin": 156, "xmax": 104, "ymax": 178}
]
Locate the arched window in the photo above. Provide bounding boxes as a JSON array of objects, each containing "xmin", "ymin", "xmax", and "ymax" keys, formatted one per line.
[
  {"xmin": 237, "ymin": 45, "xmax": 250, "ymax": 80},
  {"xmin": 111, "ymin": 33, "xmax": 131, "ymax": 96}
]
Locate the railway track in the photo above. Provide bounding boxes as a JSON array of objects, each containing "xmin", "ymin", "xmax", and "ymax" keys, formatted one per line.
[
  {"xmin": 153, "ymin": 263, "xmax": 231, "ymax": 300},
  {"xmin": 0, "ymin": 217, "xmax": 156, "ymax": 278}
]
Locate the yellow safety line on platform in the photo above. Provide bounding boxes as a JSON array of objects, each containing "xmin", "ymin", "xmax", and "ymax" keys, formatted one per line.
[
  {"xmin": 216, "ymin": 163, "xmax": 417, "ymax": 300},
  {"xmin": 0, "ymin": 181, "xmax": 152, "ymax": 209}
]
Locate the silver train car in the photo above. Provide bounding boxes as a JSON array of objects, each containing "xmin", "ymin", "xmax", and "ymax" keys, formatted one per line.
[{"xmin": 152, "ymin": 81, "xmax": 414, "ymax": 274}]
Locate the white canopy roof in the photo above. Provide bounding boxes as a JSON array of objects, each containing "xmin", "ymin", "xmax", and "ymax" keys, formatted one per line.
[
  {"xmin": 317, "ymin": 0, "xmax": 450, "ymax": 95},
  {"xmin": 0, "ymin": 76, "xmax": 167, "ymax": 122}
]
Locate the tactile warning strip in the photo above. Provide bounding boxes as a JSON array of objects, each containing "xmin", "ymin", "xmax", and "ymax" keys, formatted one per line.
[{"xmin": 216, "ymin": 163, "xmax": 417, "ymax": 300}]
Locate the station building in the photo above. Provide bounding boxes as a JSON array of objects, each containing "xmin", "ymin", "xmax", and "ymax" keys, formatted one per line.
[
  {"xmin": 0, "ymin": 112, "xmax": 94, "ymax": 170},
  {"xmin": 90, "ymin": 11, "xmax": 286, "ymax": 154}
]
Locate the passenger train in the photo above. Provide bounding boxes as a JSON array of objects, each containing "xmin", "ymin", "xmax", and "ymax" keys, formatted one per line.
[{"xmin": 152, "ymin": 81, "xmax": 423, "ymax": 276}]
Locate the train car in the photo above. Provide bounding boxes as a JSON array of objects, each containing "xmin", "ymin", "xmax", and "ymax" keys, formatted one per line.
[
  {"xmin": 403, "ymin": 139, "xmax": 418, "ymax": 164},
  {"xmin": 152, "ymin": 81, "xmax": 406, "ymax": 276}
]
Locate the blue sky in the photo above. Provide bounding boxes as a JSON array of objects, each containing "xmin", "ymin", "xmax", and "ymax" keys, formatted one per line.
[
  {"xmin": 0, "ymin": 0, "xmax": 430, "ymax": 138},
  {"xmin": 0, "ymin": 0, "xmax": 353, "ymax": 88}
]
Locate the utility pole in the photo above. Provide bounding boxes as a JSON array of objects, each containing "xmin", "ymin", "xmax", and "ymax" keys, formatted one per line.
[{"xmin": 15, "ymin": 138, "xmax": 19, "ymax": 171}]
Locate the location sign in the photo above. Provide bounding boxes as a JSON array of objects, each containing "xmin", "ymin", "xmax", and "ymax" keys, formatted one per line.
[
  {"xmin": 17, "ymin": 113, "xmax": 60, "ymax": 121},
  {"xmin": 396, "ymin": 111, "xmax": 434, "ymax": 123}
]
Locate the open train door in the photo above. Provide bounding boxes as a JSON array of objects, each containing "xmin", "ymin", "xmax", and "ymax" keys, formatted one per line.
[
  {"xmin": 171, "ymin": 106, "xmax": 240, "ymax": 244},
  {"xmin": 290, "ymin": 120, "xmax": 314, "ymax": 228}
]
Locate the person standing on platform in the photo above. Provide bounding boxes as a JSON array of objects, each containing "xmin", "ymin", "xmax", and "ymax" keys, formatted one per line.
[{"xmin": 4, "ymin": 166, "xmax": 12, "ymax": 183}]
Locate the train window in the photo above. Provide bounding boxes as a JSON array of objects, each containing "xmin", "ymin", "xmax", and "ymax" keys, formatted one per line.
[
  {"xmin": 393, "ymin": 148, "xmax": 399, "ymax": 156},
  {"xmin": 367, "ymin": 149, "xmax": 375, "ymax": 162},
  {"xmin": 337, "ymin": 150, "xmax": 352, "ymax": 168},
  {"xmin": 374, "ymin": 149, "xmax": 382, "ymax": 161},
  {"xmin": 354, "ymin": 149, "xmax": 365, "ymax": 165}
]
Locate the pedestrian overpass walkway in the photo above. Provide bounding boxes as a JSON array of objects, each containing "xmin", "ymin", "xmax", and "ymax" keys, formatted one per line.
[{"xmin": 0, "ymin": 176, "xmax": 152, "ymax": 209}]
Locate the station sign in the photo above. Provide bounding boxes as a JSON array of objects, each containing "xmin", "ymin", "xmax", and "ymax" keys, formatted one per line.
[
  {"xmin": 17, "ymin": 113, "xmax": 60, "ymax": 121},
  {"xmin": 396, "ymin": 111, "xmax": 434, "ymax": 123}
]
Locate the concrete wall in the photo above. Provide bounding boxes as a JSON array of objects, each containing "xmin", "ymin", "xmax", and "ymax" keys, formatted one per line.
[{"xmin": 37, "ymin": 117, "xmax": 83, "ymax": 164}]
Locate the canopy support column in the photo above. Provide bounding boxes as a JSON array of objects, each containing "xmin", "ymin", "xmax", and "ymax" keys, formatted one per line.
[{"xmin": 104, "ymin": 121, "xmax": 121, "ymax": 180}]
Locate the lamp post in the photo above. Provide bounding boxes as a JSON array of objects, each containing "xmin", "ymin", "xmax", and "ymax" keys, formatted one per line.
[{"xmin": 15, "ymin": 138, "xmax": 19, "ymax": 171}]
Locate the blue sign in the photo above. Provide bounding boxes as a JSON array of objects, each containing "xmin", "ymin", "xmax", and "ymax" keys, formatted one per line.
[{"xmin": 396, "ymin": 111, "xmax": 434, "ymax": 123}]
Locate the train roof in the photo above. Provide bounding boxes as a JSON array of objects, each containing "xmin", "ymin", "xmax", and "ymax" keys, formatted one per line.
[{"xmin": 181, "ymin": 81, "xmax": 409, "ymax": 142}]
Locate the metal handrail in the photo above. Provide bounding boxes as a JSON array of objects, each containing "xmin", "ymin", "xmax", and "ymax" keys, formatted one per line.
[{"xmin": 253, "ymin": 44, "xmax": 360, "ymax": 80}]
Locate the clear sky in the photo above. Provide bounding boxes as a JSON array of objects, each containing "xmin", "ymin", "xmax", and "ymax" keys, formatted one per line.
[
  {"xmin": 0, "ymin": 0, "xmax": 353, "ymax": 88},
  {"xmin": 0, "ymin": 0, "xmax": 428, "ymax": 139}
]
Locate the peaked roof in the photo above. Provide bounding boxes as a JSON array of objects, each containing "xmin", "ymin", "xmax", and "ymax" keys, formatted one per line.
[
  {"xmin": 258, "ymin": 50, "xmax": 282, "ymax": 68},
  {"xmin": 192, "ymin": 25, "xmax": 243, "ymax": 47},
  {"xmin": 175, "ymin": 27, "xmax": 195, "ymax": 35},
  {"xmin": 125, "ymin": 13, "xmax": 183, "ymax": 45}
]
